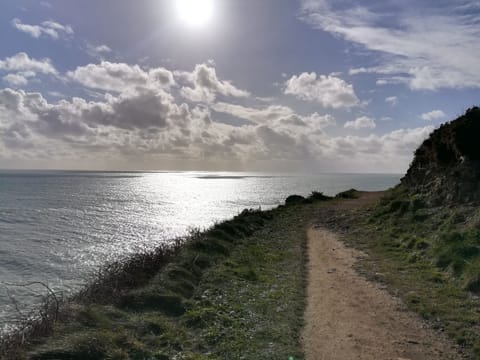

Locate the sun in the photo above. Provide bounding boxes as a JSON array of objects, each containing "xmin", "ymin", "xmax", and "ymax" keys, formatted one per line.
[{"xmin": 176, "ymin": 0, "xmax": 215, "ymax": 27}]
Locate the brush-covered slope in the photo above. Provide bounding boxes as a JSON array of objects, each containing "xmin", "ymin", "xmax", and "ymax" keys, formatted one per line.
[
  {"xmin": 402, "ymin": 107, "xmax": 480, "ymax": 204},
  {"xmin": 372, "ymin": 108, "xmax": 480, "ymax": 295},
  {"xmin": 373, "ymin": 108, "xmax": 480, "ymax": 288},
  {"xmin": 365, "ymin": 109, "xmax": 480, "ymax": 357}
]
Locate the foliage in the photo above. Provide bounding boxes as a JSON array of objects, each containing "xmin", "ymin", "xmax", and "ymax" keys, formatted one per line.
[{"xmin": 335, "ymin": 189, "xmax": 359, "ymax": 199}]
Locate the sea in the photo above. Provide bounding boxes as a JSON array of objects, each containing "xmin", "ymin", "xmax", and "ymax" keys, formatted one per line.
[{"xmin": 0, "ymin": 171, "xmax": 401, "ymax": 331}]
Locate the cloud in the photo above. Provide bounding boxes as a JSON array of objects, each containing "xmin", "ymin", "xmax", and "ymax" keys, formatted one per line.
[
  {"xmin": 0, "ymin": 53, "xmax": 57, "ymax": 86},
  {"xmin": 3, "ymin": 73, "xmax": 30, "ymax": 86},
  {"xmin": 12, "ymin": 18, "xmax": 74, "ymax": 39},
  {"xmin": 300, "ymin": 0, "xmax": 480, "ymax": 90},
  {"xmin": 284, "ymin": 72, "xmax": 359, "ymax": 108},
  {"xmin": 302, "ymin": 112, "xmax": 336, "ymax": 130},
  {"xmin": 68, "ymin": 61, "xmax": 175, "ymax": 92},
  {"xmin": 178, "ymin": 63, "xmax": 250, "ymax": 103},
  {"xmin": 86, "ymin": 44, "xmax": 113, "ymax": 59},
  {"xmin": 420, "ymin": 110, "xmax": 446, "ymax": 121},
  {"xmin": 385, "ymin": 96, "xmax": 398, "ymax": 106},
  {"xmin": 0, "ymin": 84, "xmax": 433, "ymax": 171},
  {"xmin": 68, "ymin": 62, "xmax": 249, "ymax": 105},
  {"xmin": 0, "ymin": 85, "xmax": 317, "ymax": 164},
  {"xmin": 0, "ymin": 58, "xmax": 433, "ymax": 172},
  {"xmin": 0, "ymin": 53, "xmax": 57, "ymax": 75},
  {"xmin": 212, "ymin": 102, "xmax": 293, "ymax": 124},
  {"xmin": 326, "ymin": 125, "xmax": 434, "ymax": 171},
  {"xmin": 344, "ymin": 116, "xmax": 376, "ymax": 130},
  {"xmin": 212, "ymin": 102, "xmax": 335, "ymax": 131}
]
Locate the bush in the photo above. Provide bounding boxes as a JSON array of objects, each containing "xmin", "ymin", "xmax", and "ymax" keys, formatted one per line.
[
  {"xmin": 463, "ymin": 273, "xmax": 480, "ymax": 293},
  {"xmin": 285, "ymin": 195, "xmax": 305, "ymax": 205},
  {"xmin": 389, "ymin": 200, "xmax": 410, "ymax": 215},
  {"xmin": 120, "ymin": 289, "xmax": 186, "ymax": 316},
  {"xmin": 336, "ymin": 189, "xmax": 359, "ymax": 199},
  {"xmin": 307, "ymin": 191, "xmax": 331, "ymax": 202}
]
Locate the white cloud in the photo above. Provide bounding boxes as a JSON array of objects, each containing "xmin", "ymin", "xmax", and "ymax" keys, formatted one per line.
[
  {"xmin": 12, "ymin": 18, "xmax": 74, "ymax": 39},
  {"xmin": 0, "ymin": 84, "xmax": 323, "ymax": 165},
  {"xmin": 3, "ymin": 73, "xmax": 29, "ymax": 86},
  {"xmin": 179, "ymin": 63, "xmax": 250, "ymax": 103},
  {"xmin": 213, "ymin": 102, "xmax": 335, "ymax": 131},
  {"xmin": 68, "ymin": 62, "xmax": 250, "ymax": 107},
  {"xmin": 68, "ymin": 61, "xmax": 175, "ymax": 92},
  {"xmin": 326, "ymin": 125, "xmax": 434, "ymax": 171},
  {"xmin": 284, "ymin": 72, "xmax": 359, "ymax": 108},
  {"xmin": 0, "ymin": 84, "xmax": 434, "ymax": 171},
  {"xmin": 68, "ymin": 62, "xmax": 149, "ymax": 92},
  {"xmin": 0, "ymin": 53, "xmax": 57, "ymax": 75},
  {"xmin": 344, "ymin": 116, "xmax": 376, "ymax": 130},
  {"xmin": 385, "ymin": 96, "xmax": 398, "ymax": 106},
  {"xmin": 420, "ymin": 110, "xmax": 446, "ymax": 121},
  {"xmin": 86, "ymin": 44, "xmax": 113, "ymax": 59},
  {"xmin": 302, "ymin": 112, "xmax": 336, "ymax": 130},
  {"xmin": 0, "ymin": 58, "xmax": 435, "ymax": 172},
  {"xmin": 301, "ymin": 0, "xmax": 480, "ymax": 90},
  {"xmin": 213, "ymin": 102, "xmax": 293, "ymax": 123}
]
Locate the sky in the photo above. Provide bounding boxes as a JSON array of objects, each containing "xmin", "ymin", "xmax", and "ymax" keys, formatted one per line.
[{"xmin": 0, "ymin": 0, "xmax": 479, "ymax": 173}]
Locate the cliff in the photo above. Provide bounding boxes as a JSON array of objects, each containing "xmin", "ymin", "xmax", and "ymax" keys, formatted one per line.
[{"xmin": 402, "ymin": 107, "xmax": 480, "ymax": 204}]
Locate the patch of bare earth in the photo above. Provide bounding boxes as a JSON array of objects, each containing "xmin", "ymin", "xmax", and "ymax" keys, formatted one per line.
[{"xmin": 303, "ymin": 192, "xmax": 460, "ymax": 360}]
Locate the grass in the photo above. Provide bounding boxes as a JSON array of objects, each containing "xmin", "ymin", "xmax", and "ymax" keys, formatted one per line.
[
  {"xmin": 5, "ymin": 186, "xmax": 480, "ymax": 358},
  {"xmin": 1, "ymin": 192, "xmax": 330, "ymax": 360},
  {"xmin": 337, "ymin": 185, "xmax": 480, "ymax": 359}
]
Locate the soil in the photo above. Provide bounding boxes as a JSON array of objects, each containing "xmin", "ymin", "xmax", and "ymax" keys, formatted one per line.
[{"xmin": 302, "ymin": 192, "xmax": 460, "ymax": 360}]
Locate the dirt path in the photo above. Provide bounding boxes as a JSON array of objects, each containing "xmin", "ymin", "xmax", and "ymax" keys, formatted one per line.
[{"xmin": 303, "ymin": 193, "xmax": 459, "ymax": 360}]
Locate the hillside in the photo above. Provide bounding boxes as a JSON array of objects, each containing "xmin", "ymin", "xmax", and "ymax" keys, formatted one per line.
[
  {"xmin": 403, "ymin": 107, "xmax": 480, "ymax": 204},
  {"xmin": 356, "ymin": 108, "xmax": 480, "ymax": 358}
]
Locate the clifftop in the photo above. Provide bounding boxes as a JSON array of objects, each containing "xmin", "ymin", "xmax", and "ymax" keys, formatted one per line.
[{"xmin": 402, "ymin": 107, "xmax": 480, "ymax": 204}]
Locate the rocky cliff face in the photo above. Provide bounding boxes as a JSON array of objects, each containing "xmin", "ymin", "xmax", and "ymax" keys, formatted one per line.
[{"xmin": 402, "ymin": 107, "xmax": 480, "ymax": 205}]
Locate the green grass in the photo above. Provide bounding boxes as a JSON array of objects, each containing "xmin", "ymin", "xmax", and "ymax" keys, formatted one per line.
[
  {"xmin": 4, "ymin": 196, "xmax": 327, "ymax": 360},
  {"xmin": 6, "ymin": 186, "xmax": 480, "ymax": 359},
  {"xmin": 341, "ymin": 186, "xmax": 480, "ymax": 359}
]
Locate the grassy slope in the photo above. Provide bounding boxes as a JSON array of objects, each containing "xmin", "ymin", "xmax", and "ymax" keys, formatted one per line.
[
  {"xmin": 13, "ymin": 202, "xmax": 316, "ymax": 360},
  {"xmin": 4, "ymin": 188, "xmax": 480, "ymax": 359},
  {"xmin": 336, "ymin": 187, "xmax": 480, "ymax": 359}
]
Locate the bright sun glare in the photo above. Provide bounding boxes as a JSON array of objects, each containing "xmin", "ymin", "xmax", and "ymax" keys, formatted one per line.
[{"xmin": 176, "ymin": 0, "xmax": 215, "ymax": 27}]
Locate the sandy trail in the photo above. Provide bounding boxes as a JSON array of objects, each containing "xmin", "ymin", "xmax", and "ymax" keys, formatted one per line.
[{"xmin": 303, "ymin": 195, "xmax": 459, "ymax": 360}]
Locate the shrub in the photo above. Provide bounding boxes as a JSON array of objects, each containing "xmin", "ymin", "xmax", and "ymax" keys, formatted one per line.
[
  {"xmin": 336, "ymin": 189, "xmax": 359, "ymax": 199},
  {"xmin": 463, "ymin": 273, "xmax": 480, "ymax": 293},
  {"xmin": 285, "ymin": 195, "xmax": 305, "ymax": 205},
  {"xmin": 307, "ymin": 191, "xmax": 331, "ymax": 202}
]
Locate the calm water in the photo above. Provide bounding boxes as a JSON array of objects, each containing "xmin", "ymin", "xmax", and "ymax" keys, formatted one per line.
[{"xmin": 0, "ymin": 171, "xmax": 401, "ymax": 330}]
